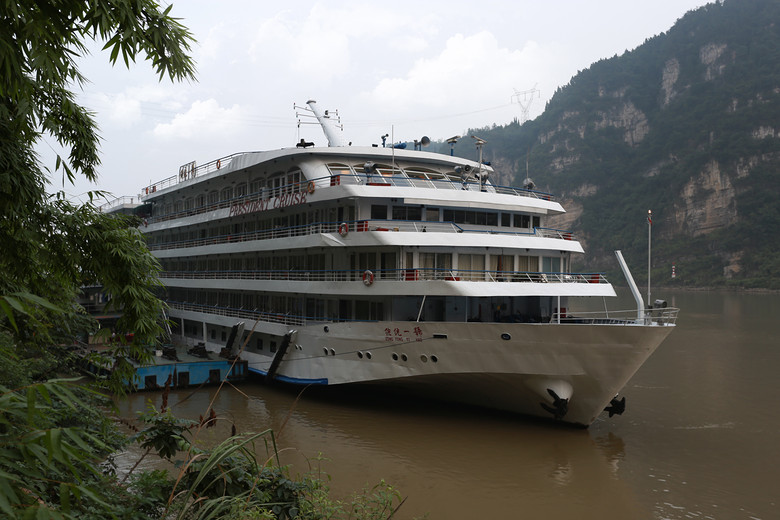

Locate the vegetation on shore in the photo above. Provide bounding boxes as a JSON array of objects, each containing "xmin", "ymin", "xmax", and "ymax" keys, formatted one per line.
[{"xmin": 0, "ymin": 2, "xmax": 404, "ymax": 518}]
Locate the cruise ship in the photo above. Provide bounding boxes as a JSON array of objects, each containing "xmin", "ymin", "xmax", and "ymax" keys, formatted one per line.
[{"xmin": 129, "ymin": 100, "xmax": 677, "ymax": 427}]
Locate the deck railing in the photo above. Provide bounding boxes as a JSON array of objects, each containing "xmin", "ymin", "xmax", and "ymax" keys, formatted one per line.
[
  {"xmin": 552, "ymin": 308, "xmax": 680, "ymax": 326},
  {"xmin": 160, "ymin": 268, "xmax": 607, "ymax": 284},
  {"xmin": 141, "ymin": 173, "xmax": 556, "ymax": 225},
  {"xmin": 166, "ymin": 301, "xmax": 677, "ymax": 328},
  {"xmin": 147, "ymin": 220, "xmax": 576, "ymax": 251}
]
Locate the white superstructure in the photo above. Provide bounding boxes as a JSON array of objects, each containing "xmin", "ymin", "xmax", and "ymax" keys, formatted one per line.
[{"xmin": 135, "ymin": 101, "xmax": 677, "ymax": 426}]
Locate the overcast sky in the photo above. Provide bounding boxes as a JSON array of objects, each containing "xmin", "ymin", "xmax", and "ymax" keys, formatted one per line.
[{"xmin": 40, "ymin": 0, "xmax": 712, "ymax": 203}]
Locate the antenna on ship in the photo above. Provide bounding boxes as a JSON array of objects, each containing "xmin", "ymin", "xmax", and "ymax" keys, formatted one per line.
[
  {"xmin": 447, "ymin": 135, "xmax": 460, "ymax": 156},
  {"xmin": 293, "ymin": 100, "xmax": 348, "ymax": 147},
  {"xmin": 523, "ymin": 148, "xmax": 535, "ymax": 190},
  {"xmin": 471, "ymin": 135, "xmax": 487, "ymax": 191},
  {"xmin": 647, "ymin": 209, "xmax": 652, "ymax": 309}
]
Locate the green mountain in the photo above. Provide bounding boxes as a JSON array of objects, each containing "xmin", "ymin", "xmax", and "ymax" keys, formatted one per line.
[{"xmin": 440, "ymin": 0, "xmax": 780, "ymax": 289}]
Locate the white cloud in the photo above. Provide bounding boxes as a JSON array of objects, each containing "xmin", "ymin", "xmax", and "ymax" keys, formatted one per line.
[
  {"xmin": 153, "ymin": 99, "xmax": 244, "ymax": 140},
  {"xmin": 366, "ymin": 31, "xmax": 543, "ymax": 112}
]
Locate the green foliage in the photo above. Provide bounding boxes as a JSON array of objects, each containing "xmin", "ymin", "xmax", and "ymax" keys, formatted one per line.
[{"xmin": 0, "ymin": 371, "xmax": 126, "ymax": 519}]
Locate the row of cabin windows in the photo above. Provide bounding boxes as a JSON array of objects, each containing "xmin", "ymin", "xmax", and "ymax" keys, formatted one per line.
[
  {"xmin": 147, "ymin": 205, "xmax": 356, "ymax": 247},
  {"xmin": 156, "ymin": 170, "xmax": 303, "ymax": 218},
  {"xmin": 168, "ymin": 288, "xmax": 384, "ymax": 321},
  {"xmin": 160, "ymin": 251, "xmax": 561, "ymax": 274},
  {"xmin": 375, "ymin": 205, "xmax": 541, "ymax": 228}
]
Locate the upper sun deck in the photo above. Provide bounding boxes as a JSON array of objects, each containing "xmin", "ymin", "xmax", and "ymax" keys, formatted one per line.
[{"xmin": 139, "ymin": 146, "xmax": 562, "ymax": 225}]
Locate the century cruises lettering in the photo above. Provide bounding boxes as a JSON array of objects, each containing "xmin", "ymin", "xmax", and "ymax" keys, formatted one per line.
[{"xmin": 229, "ymin": 191, "xmax": 308, "ymax": 217}]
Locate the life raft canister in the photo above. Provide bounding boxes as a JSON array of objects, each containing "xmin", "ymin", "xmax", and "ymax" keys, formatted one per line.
[{"xmin": 363, "ymin": 270, "xmax": 374, "ymax": 286}]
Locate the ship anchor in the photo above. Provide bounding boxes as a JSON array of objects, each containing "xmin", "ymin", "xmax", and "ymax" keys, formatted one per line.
[
  {"xmin": 540, "ymin": 388, "xmax": 569, "ymax": 420},
  {"xmin": 604, "ymin": 396, "xmax": 626, "ymax": 417}
]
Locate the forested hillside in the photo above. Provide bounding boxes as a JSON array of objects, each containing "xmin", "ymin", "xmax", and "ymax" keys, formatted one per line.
[{"xmin": 440, "ymin": 0, "xmax": 780, "ymax": 289}]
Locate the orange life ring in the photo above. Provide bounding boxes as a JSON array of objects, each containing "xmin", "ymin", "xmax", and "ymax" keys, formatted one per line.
[
  {"xmin": 216, "ymin": 159, "xmax": 221, "ymax": 169},
  {"xmin": 363, "ymin": 270, "xmax": 374, "ymax": 286},
  {"xmin": 307, "ymin": 181, "xmax": 315, "ymax": 194},
  {"xmin": 338, "ymin": 223, "xmax": 348, "ymax": 236}
]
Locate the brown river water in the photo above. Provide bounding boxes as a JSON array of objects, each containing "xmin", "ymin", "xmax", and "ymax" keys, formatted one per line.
[{"xmin": 115, "ymin": 289, "xmax": 779, "ymax": 519}]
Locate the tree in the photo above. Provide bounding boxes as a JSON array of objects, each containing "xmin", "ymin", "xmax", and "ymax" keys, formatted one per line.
[
  {"xmin": 0, "ymin": 0, "xmax": 196, "ymax": 352},
  {"xmin": 0, "ymin": 1, "xmax": 196, "ymax": 516}
]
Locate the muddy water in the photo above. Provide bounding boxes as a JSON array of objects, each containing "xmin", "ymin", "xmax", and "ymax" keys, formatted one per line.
[{"xmin": 116, "ymin": 290, "xmax": 779, "ymax": 519}]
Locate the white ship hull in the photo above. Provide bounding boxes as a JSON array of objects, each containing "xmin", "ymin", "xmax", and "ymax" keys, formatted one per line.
[{"xmin": 189, "ymin": 317, "xmax": 673, "ymax": 427}]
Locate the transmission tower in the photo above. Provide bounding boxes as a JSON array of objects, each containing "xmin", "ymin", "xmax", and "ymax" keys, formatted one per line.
[{"xmin": 511, "ymin": 84, "xmax": 540, "ymax": 124}]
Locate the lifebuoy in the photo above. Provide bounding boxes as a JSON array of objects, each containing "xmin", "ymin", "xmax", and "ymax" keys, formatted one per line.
[
  {"xmin": 363, "ymin": 270, "xmax": 374, "ymax": 286},
  {"xmin": 338, "ymin": 223, "xmax": 348, "ymax": 236},
  {"xmin": 307, "ymin": 181, "xmax": 315, "ymax": 194},
  {"xmin": 216, "ymin": 159, "xmax": 221, "ymax": 169}
]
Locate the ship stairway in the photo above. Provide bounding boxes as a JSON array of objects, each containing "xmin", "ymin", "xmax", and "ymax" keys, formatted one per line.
[{"xmin": 266, "ymin": 330, "xmax": 295, "ymax": 383}]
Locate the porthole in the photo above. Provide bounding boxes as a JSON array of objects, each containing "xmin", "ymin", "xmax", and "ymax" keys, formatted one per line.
[
  {"xmin": 392, "ymin": 353, "xmax": 399, "ymax": 361},
  {"xmin": 330, "ymin": 348, "xmax": 336, "ymax": 356},
  {"xmin": 420, "ymin": 354, "xmax": 428, "ymax": 363},
  {"xmin": 501, "ymin": 333, "xmax": 511, "ymax": 341},
  {"xmin": 431, "ymin": 355, "xmax": 438, "ymax": 363},
  {"xmin": 357, "ymin": 351, "xmax": 364, "ymax": 359},
  {"xmin": 323, "ymin": 348, "xmax": 329, "ymax": 355},
  {"xmin": 324, "ymin": 326, "xmax": 329, "ymax": 333},
  {"xmin": 401, "ymin": 354, "xmax": 408, "ymax": 362},
  {"xmin": 366, "ymin": 352, "xmax": 372, "ymax": 360}
]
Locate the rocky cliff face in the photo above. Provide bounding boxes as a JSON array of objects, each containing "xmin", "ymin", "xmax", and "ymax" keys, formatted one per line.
[{"xmin": 472, "ymin": 1, "xmax": 780, "ymax": 287}]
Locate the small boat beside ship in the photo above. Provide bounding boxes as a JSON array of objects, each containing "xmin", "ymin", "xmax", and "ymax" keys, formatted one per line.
[{"xmin": 110, "ymin": 100, "xmax": 677, "ymax": 426}]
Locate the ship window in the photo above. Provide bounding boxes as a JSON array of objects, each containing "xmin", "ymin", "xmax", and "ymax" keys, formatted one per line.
[
  {"xmin": 327, "ymin": 164, "xmax": 352, "ymax": 176},
  {"xmin": 235, "ymin": 183, "xmax": 247, "ymax": 197},
  {"xmin": 392, "ymin": 206, "xmax": 422, "ymax": 220},
  {"xmin": 184, "ymin": 197, "xmax": 194, "ymax": 210},
  {"xmin": 533, "ymin": 216, "xmax": 540, "ymax": 228},
  {"xmin": 514, "ymin": 214, "xmax": 530, "ymax": 228},
  {"xmin": 220, "ymin": 187, "xmax": 232, "ymax": 202},
  {"xmin": 542, "ymin": 257, "xmax": 561, "ymax": 273},
  {"xmin": 501, "ymin": 213, "xmax": 510, "ymax": 226},
  {"xmin": 425, "ymin": 207, "xmax": 439, "ymax": 221},
  {"xmin": 374, "ymin": 164, "xmax": 401, "ymax": 177},
  {"xmin": 371, "ymin": 205, "xmax": 387, "ymax": 219},
  {"xmin": 443, "ymin": 209, "xmax": 466, "ymax": 224},
  {"xmin": 208, "ymin": 191, "xmax": 218, "ymax": 205},
  {"xmin": 196, "ymin": 194, "xmax": 205, "ymax": 208},
  {"xmin": 287, "ymin": 170, "xmax": 302, "ymax": 192},
  {"xmin": 249, "ymin": 179, "xmax": 264, "ymax": 195}
]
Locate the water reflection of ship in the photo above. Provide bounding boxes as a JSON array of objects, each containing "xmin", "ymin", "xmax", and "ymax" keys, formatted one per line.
[{"xmin": 122, "ymin": 385, "xmax": 642, "ymax": 519}]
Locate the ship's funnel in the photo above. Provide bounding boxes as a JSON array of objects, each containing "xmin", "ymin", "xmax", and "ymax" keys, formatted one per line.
[{"xmin": 306, "ymin": 100, "xmax": 347, "ymax": 147}]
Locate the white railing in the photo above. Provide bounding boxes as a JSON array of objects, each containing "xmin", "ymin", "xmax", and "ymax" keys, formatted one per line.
[
  {"xmin": 148, "ymin": 220, "xmax": 576, "ymax": 251},
  {"xmin": 160, "ymin": 269, "xmax": 608, "ymax": 284},
  {"xmin": 552, "ymin": 308, "xmax": 679, "ymax": 326}
]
